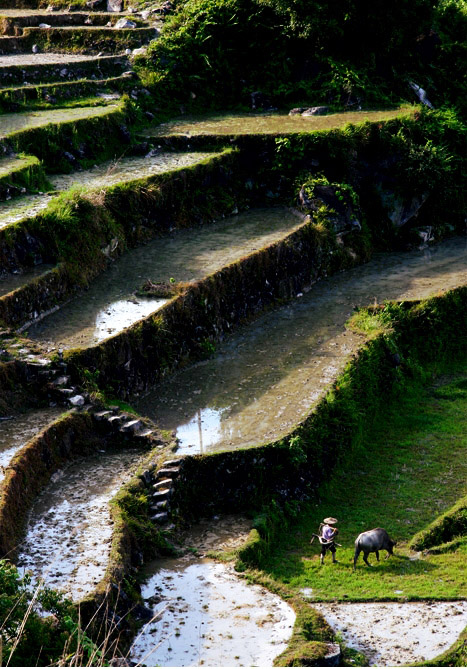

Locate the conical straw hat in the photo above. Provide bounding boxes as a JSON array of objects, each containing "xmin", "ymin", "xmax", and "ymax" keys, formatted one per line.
[{"xmin": 323, "ymin": 517, "xmax": 338, "ymax": 524}]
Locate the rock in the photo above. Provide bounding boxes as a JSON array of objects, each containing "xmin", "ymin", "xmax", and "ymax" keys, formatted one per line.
[
  {"xmin": 120, "ymin": 419, "xmax": 142, "ymax": 433},
  {"xmin": 144, "ymin": 111, "xmax": 155, "ymax": 121},
  {"xmin": 132, "ymin": 46, "xmax": 147, "ymax": 56},
  {"xmin": 38, "ymin": 23, "xmax": 52, "ymax": 28},
  {"xmin": 119, "ymin": 124, "xmax": 131, "ymax": 143},
  {"xmin": 107, "ymin": 0, "xmax": 123, "ymax": 12},
  {"xmin": 299, "ymin": 180, "xmax": 362, "ymax": 235},
  {"xmin": 140, "ymin": 9, "xmax": 151, "ymax": 19},
  {"xmin": 114, "ymin": 18, "xmax": 136, "ymax": 28},
  {"xmin": 60, "ymin": 68, "xmax": 68, "ymax": 77},
  {"xmin": 125, "ymin": 48, "xmax": 132, "ymax": 55},
  {"xmin": 301, "ymin": 106, "xmax": 329, "ymax": 116},
  {"xmin": 151, "ymin": 512, "xmax": 169, "ymax": 524},
  {"xmin": 62, "ymin": 151, "xmax": 79, "ymax": 167},
  {"xmin": 289, "ymin": 107, "xmax": 308, "ymax": 115},
  {"xmin": 386, "ymin": 192, "xmax": 429, "ymax": 228},
  {"xmin": 409, "ymin": 81, "xmax": 434, "ymax": 109},
  {"xmin": 153, "ymin": 478, "xmax": 173, "ymax": 490},
  {"xmin": 86, "ymin": 0, "xmax": 104, "ymax": 8},
  {"xmin": 69, "ymin": 395, "xmax": 85, "ymax": 406},
  {"xmin": 32, "ymin": 44, "xmax": 40, "ymax": 53}
]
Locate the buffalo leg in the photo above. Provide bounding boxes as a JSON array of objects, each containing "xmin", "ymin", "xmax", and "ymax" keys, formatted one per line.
[
  {"xmin": 353, "ymin": 546, "xmax": 361, "ymax": 570},
  {"xmin": 363, "ymin": 551, "xmax": 372, "ymax": 567},
  {"xmin": 375, "ymin": 550, "xmax": 380, "ymax": 562}
]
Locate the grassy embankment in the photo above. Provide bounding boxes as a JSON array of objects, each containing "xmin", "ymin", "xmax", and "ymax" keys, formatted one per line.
[{"xmin": 250, "ymin": 362, "xmax": 466, "ymax": 601}]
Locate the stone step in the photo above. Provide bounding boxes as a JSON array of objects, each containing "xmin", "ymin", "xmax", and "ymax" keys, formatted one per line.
[
  {"xmin": 163, "ymin": 458, "xmax": 183, "ymax": 468},
  {"xmin": 153, "ymin": 478, "xmax": 173, "ymax": 491},
  {"xmin": 0, "ymin": 53, "xmax": 129, "ymax": 87},
  {"xmin": 0, "ymin": 154, "xmax": 49, "ymax": 202},
  {"xmin": 0, "ymin": 26, "xmax": 157, "ymax": 55},
  {"xmin": 120, "ymin": 418, "xmax": 142, "ymax": 433},
  {"xmin": 151, "ymin": 500, "xmax": 167, "ymax": 512},
  {"xmin": 0, "ymin": 0, "xmax": 124, "ymax": 11},
  {"xmin": 93, "ymin": 409, "xmax": 112, "ymax": 420},
  {"xmin": 151, "ymin": 512, "xmax": 169, "ymax": 525},
  {"xmin": 0, "ymin": 150, "xmax": 218, "ymax": 234},
  {"xmin": 156, "ymin": 467, "xmax": 180, "ymax": 480},
  {"xmin": 151, "ymin": 489, "xmax": 171, "ymax": 502}
]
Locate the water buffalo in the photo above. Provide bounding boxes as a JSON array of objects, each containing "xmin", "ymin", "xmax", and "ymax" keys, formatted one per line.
[{"xmin": 353, "ymin": 528, "xmax": 396, "ymax": 569}]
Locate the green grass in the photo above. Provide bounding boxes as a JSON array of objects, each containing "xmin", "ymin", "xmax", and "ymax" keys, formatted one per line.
[{"xmin": 251, "ymin": 362, "xmax": 467, "ymax": 602}]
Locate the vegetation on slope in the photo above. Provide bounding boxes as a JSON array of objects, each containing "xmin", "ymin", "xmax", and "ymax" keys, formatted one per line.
[{"xmin": 136, "ymin": 0, "xmax": 467, "ymax": 113}]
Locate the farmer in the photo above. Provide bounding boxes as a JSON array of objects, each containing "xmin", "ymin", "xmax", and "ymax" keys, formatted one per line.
[{"xmin": 312, "ymin": 516, "xmax": 339, "ymax": 565}]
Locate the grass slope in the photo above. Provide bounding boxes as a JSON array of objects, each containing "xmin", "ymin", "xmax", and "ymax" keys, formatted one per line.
[{"xmin": 252, "ymin": 363, "xmax": 467, "ymax": 602}]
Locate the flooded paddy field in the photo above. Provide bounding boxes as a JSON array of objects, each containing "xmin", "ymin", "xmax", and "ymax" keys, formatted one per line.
[
  {"xmin": 0, "ymin": 263, "xmax": 54, "ymax": 295},
  {"xmin": 136, "ymin": 236, "xmax": 467, "ymax": 454},
  {"xmin": 313, "ymin": 601, "xmax": 467, "ymax": 667},
  {"xmin": 0, "ymin": 406, "xmax": 63, "ymax": 482},
  {"xmin": 129, "ymin": 515, "xmax": 296, "ymax": 667},
  {"xmin": 146, "ymin": 106, "xmax": 414, "ymax": 138},
  {"xmin": 17, "ymin": 446, "xmax": 146, "ymax": 600},
  {"xmin": 27, "ymin": 207, "xmax": 305, "ymax": 350}
]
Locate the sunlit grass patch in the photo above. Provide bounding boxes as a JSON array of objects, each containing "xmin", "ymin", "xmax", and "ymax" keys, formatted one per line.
[{"xmin": 253, "ymin": 362, "xmax": 467, "ymax": 602}]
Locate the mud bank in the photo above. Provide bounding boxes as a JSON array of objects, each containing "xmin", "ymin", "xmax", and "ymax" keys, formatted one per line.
[{"xmin": 313, "ymin": 601, "xmax": 467, "ymax": 666}]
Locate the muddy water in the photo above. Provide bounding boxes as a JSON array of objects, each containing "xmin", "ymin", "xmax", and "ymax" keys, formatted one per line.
[
  {"xmin": 136, "ymin": 236, "xmax": 467, "ymax": 454},
  {"xmin": 312, "ymin": 601, "xmax": 467, "ymax": 666},
  {"xmin": 16, "ymin": 446, "xmax": 146, "ymax": 600},
  {"xmin": 0, "ymin": 406, "xmax": 63, "ymax": 482},
  {"xmin": 27, "ymin": 207, "xmax": 305, "ymax": 350},
  {"xmin": 129, "ymin": 516, "xmax": 296, "ymax": 667},
  {"xmin": 0, "ymin": 104, "xmax": 118, "ymax": 139},
  {"xmin": 147, "ymin": 106, "xmax": 413, "ymax": 137},
  {"xmin": 0, "ymin": 264, "xmax": 54, "ymax": 296}
]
